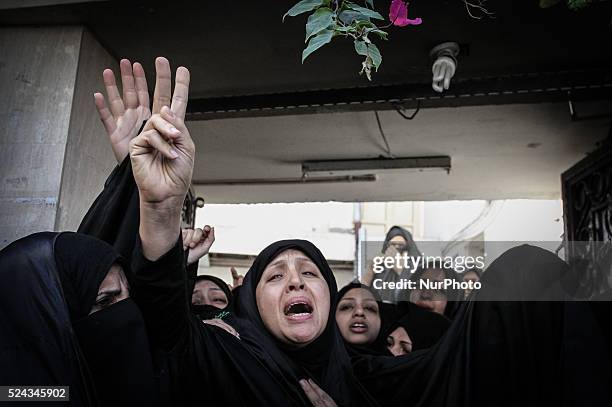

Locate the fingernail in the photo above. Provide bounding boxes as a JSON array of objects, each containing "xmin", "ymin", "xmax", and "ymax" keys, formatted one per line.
[
  {"xmin": 170, "ymin": 126, "xmax": 180, "ymax": 135},
  {"xmin": 299, "ymin": 379, "xmax": 307, "ymax": 388},
  {"xmin": 170, "ymin": 148, "xmax": 179, "ymax": 158}
]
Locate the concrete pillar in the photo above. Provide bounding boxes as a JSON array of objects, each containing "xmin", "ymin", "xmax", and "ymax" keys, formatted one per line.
[{"xmin": 0, "ymin": 26, "xmax": 117, "ymax": 249}]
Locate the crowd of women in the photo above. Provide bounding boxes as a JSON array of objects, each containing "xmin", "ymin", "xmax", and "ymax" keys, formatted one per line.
[{"xmin": 1, "ymin": 57, "xmax": 610, "ymax": 406}]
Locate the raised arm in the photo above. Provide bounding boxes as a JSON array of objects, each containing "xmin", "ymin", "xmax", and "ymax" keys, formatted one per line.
[
  {"xmin": 132, "ymin": 61, "xmax": 193, "ymax": 259},
  {"xmin": 129, "ymin": 58, "xmax": 195, "ymax": 350}
]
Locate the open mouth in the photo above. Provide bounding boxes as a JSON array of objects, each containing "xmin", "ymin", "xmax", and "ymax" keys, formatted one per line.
[
  {"xmin": 349, "ymin": 322, "xmax": 368, "ymax": 333},
  {"xmin": 284, "ymin": 298, "xmax": 313, "ymax": 320}
]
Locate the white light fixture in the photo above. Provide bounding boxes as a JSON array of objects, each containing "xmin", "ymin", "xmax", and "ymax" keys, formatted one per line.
[
  {"xmin": 430, "ymin": 42, "xmax": 460, "ymax": 93},
  {"xmin": 302, "ymin": 156, "xmax": 451, "ymax": 176}
]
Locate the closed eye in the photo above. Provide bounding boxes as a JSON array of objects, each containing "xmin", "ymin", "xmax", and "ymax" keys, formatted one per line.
[
  {"xmin": 338, "ymin": 304, "xmax": 353, "ymax": 311},
  {"xmin": 268, "ymin": 273, "xmax": 283, "ymax": 282}
]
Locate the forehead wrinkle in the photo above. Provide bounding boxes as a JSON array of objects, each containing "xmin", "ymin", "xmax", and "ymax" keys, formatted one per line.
[{"xmin": 266, "ymin": 258, "xmax": 288, "ymax": 269}]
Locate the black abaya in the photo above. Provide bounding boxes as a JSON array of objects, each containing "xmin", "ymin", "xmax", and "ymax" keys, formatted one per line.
[
  {"xmin": 0, "ymin": 232, "xmax": 156, "ymax": 407},
  {"xmin": 0, "ymin": 232, "xmax": 94, "ymax": 406},
  {"xmin": 352, "ymin": 245, "xmax": 611, "ymax": 407},
  {"xmin": 78, "ymin": 155, "xmax": 140, "ymax": 261}
]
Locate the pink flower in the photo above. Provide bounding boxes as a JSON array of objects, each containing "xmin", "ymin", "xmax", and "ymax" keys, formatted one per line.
[{"xmin": 389, "ymin": 0, "xmax": 422, "ymax": 27}]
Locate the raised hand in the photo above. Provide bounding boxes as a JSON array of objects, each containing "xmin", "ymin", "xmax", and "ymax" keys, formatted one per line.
[
  {"xmin": 131, "ymin": 58, "xmax": 193, "ymax": 260},
  {"xmin": 130, "ymin": 104, "xmax": 194, "ymax": 207},
  {"xmin": 230, "ymin": 267, "xmax": 244, "ymax": 289},
  {"xmin": 183, "ymin": 226, "xmax": 215, "ymax": 265},
  {"xmin": 94, "ymin": 59, "xmax": 151, "ymax": 162}
]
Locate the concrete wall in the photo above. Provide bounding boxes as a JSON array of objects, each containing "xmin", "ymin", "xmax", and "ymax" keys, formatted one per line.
[
  {"xmin": 0, "ymin": 26, "xmax": 117, "ymax": 249},
  {"xmin": 55, "ymin": 29, "xmax": 117, "ymax": 231}
]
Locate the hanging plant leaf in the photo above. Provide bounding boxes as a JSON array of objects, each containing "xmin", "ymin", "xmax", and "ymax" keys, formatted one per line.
[
  {"xmin": 346, "ymin": 2, "xmax": 385, "ymax": 20},
  {"xmin": 302, "ymin": 29, "xmax": 334, "ymax": 62},
  {"xmin": 339, "ymin": 10, "xmax": 369, "ymax": 24},
  {"xmin": 305, "ymin": 7, "xmax": 334, "ymax": 42},
  {"xmin": 283, "ymin": 0, "xmax": 326, "ymax": 21},
  {"xmin": 354, "ymin": 40, "xmax": 382, "ymax": 70},
  {"xmin": 366, "ymin": 28, "xmax": 389, "ymax": 40}
]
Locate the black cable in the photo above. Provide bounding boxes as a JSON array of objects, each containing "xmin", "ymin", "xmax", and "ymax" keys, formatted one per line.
[
  {"xmin": 374, "ymin": 111, "xmax": 394, "ymax": 158},
  {"xmin": 393, "ymin": 100, "xmax": 420, "ymax": 120}
]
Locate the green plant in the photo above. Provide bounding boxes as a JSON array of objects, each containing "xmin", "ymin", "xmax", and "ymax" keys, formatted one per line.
[{"xmin": 283, "ymin": 0, "xmax": 422, "ymax": 80}]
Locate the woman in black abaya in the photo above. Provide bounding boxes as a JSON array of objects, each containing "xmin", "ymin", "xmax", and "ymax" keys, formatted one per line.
[
  {"xmin": 365, "ymin": 226, "xmax": 421, "ymax": 303},
  {"xmin": 131, "ymin": 237, "xmax": 378, "ymax": 406},
  {"xmin": 0, "ymin": 232, "xmax": 155, "ymax": 407}
]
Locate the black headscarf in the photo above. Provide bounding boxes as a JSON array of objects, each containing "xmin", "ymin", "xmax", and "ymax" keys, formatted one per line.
[
  {"xmin": 385, "ymin": 302, "xmax": 451, "ymax": 352},
  {"xmin": 381, "ymin": 226, "xmax": 420, "ymax": 257},
  {"xmin": 371, "ymin": 226, "xmax": 421, "ymax": 303},
  {"xmin": 52, "ymin": 232, "xmax": 155, "ymax": 407},
  {"xmin": 233, "ymin": 240, "xmax": 377, "ymax": 406},
  {"xmin": 336, "ymin": 281, "xmax": 390, "ymax": 355},
  {"xmin": 0, "ymin": 232, "xmax": 95, "ymax": 406},
  {"xmin": 190, "ymin": 274, "xmax": 233, "ymax": 319},
  {"xmin": 54, "ymin": 232, "xmax": 127, "ymax": 321}
]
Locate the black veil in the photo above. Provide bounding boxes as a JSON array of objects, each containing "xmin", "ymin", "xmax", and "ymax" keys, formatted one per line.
[{"xmin": 0, "ymin": 232, "xmax": 96, "ymax": 406}]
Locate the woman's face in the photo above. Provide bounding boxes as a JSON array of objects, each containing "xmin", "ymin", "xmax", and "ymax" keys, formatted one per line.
[
  {"xmin": 335, "ymin": 288, "xmax": 381, "ymax": 345},
  {"xmin": 192, "ymin": 280, "xmax": 229, "ymax": 309},
  {"xmin": 89, "ymin": 264, "xmax": 130, "ymax": 315},
  {"xmin": 256, "ymin": 249, "xmax": 330, "ymax": 348},
  {"xmin": 409, "ymin": 268, "xmax": 447, "ymax": 315},
  {"xmin": 387, "ymin": 326, "xmax": 413, "ymax": 356},
  {"xmin": 385, "ymin": 235, "xmax": 407, "ymax": 256}
]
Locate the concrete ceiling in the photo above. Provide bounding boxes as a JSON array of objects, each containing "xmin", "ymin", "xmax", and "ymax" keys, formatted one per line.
[
  {"xmin": 191, "ymin": 101, "xmax": 611, "ymax": 203},
  {"xmin": 1, "ymin": 1, "xmax": 611, "ymax": 97}
]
